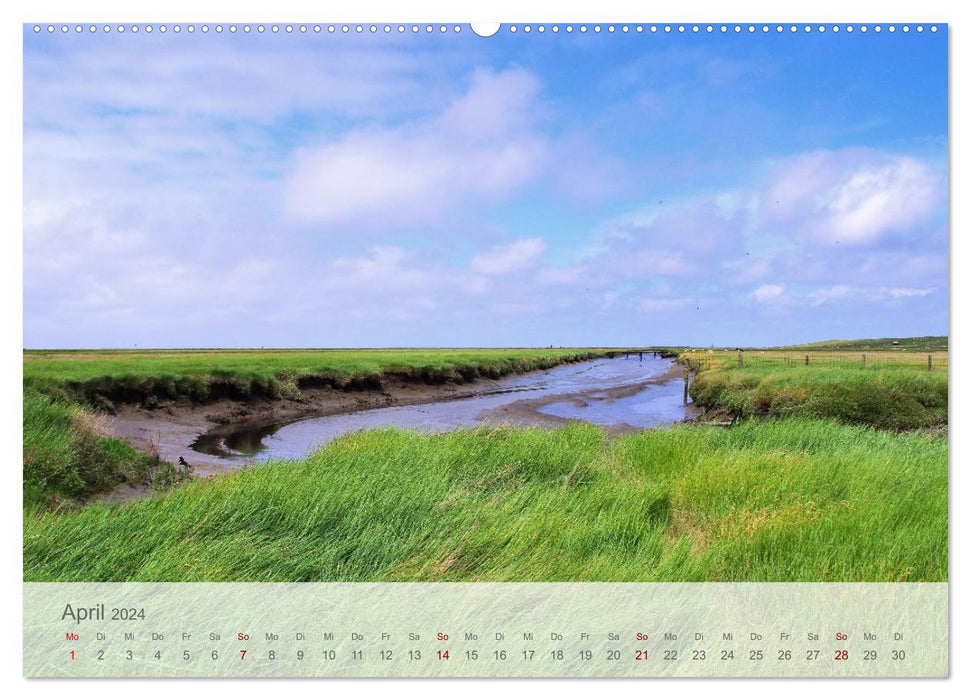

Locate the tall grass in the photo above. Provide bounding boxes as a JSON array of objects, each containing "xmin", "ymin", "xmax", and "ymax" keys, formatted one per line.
[
  {"xmin": 24, "ymin": 420, "xmax": 946, "ymax": 582},
  {"xmin": 684, "ymin": 357, "xmax": 947, "ymax": 430},
  {"xmin": 23, "ymin": 391, "xmax": 176, "ymax": 510}
]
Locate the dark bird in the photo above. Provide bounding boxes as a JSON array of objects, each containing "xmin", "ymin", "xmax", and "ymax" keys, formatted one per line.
[{"xmin": 178, "ymin": 456, "xmax": 191, "ymax": 469}]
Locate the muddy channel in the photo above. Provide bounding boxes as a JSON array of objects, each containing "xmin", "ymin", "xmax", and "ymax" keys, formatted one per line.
[{"xmin": 106, "ymin": 355, "xmax": 699, "ymax": 480}]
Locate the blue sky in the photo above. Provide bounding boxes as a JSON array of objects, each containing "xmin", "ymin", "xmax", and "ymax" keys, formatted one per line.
[{"xmin": 23, "ymin": 25, "xmax": 948, "ymax": 348}]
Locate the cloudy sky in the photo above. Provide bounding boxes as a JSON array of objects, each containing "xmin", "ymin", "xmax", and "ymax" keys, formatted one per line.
[{"xmin": 23, "ymin": 26, "xmax": 947, "ymax": 348}]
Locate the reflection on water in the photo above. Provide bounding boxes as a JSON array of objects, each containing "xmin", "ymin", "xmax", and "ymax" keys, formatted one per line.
[
  {"xmin": 191, "ymin": 424, "xmax": 285, "ymax": 457},
  {"xmin": 538, "ymin": 377, "xmax": 690, "ymax": 428},
  {"xmin": 192, "ymin": 355, "xmax": 695, "ymax": 462}
]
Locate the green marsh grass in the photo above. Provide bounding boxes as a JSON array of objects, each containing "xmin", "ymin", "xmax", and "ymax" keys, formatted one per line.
[
  {"xmin": 776, "ymin": 336, "xmax": 947, "ymax": 352},
  {"xmin": 684, "ymin": 353, "xmax": 948, "ymax": 430},
  {"xmin": 23, "ymin": 391, "xmax": 173, "ymax": 510},
  {"xmin": 23, "ymin": 420, "xmax": 946, "ymax": 582},
  {"xmin": 23, "ymin": 348, "xmax": 610, "ymax": 407}
]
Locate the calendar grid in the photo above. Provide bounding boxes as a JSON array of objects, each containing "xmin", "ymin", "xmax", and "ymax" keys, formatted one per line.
[{"xmin": 24, "ymin": 582, "xmax": 948, "ymax": 677}]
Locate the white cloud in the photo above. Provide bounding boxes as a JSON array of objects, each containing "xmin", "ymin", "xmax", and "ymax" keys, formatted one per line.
[
  {"xmin": 603, "ymin": 193, "xmax": 747, "ymax": 255},
  {"xmin": 284, "ymin": 69, "xmax": 547, "ymax": 229},
  {"xmin": 751, "ymin": 283, "xmax": 786, "ymax": 304},
  {"xmin": 808, "ymin": 284, "xmax": 854, "ymax": 306},
  {"xmin": 808, "ymin": 285, "xmax": 934, "ymax": 306},
  {"xmin": 640, "ymin": 298, "xmax": 689, "ymax": 314},
  {"xmin": 538, "ymin": 266, "xmax": 585, "ymax": 285},
  {"xmin": 762, "ymin": 149, "xmax": 944, "ymax": 247},
  {"xmin": 884, "ymin": 287, "xmax": 933, "ymax": 298},
  {"xmin": 440, "ymin": 69, "xmax": 543, "ymax": 140},
  {"xmin": 26, "ymin": 39, "xmax": 440, "ymax": 123},
  {"xmin": 328, "ymin": 246, "xmax": 435, "ymax": 290},
  {"xmin": 732, "ymin": 257, "xmax": 773, "ymax": 285},
  {"xmin": 470, "ymin": 238, "xmax": 547, "ymax": 275},
  {"xmin": 618, "ymin": 249, "xmax": 695, "ymax": 276}
]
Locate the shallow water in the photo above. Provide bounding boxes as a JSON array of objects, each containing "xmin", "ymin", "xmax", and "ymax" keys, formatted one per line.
[
  {"xmin": 538, "ymin": 375, "xmax": 691, "ymax": 427},
  {"xmin": 192, "ymin": 355, "xmax": 696, "ymax": 462}
]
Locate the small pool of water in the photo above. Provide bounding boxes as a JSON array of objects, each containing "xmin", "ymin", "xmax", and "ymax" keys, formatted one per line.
[{"xmin": 191, "ymin": 424, "xmax": 284, "ymax": 458}]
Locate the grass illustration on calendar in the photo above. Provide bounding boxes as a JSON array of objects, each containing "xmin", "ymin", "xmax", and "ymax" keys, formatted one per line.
[{"xmin": 23, "ymin": 23, "xmax": 947, "ymax": 584}]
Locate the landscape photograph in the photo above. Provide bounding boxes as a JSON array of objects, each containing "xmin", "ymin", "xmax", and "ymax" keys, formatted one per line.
[{"xmin": 23, "ymin": 24, "xmax": 947, "ymax": 584}]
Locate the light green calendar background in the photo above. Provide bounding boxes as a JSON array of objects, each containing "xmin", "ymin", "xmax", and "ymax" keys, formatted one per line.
[{"xmin": 24, "ymin": 582, "xmax": 947, "ymax": 677}]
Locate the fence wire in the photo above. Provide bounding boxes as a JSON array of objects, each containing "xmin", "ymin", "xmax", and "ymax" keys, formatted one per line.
[{"xmin": 682, "ymin": 351, "xmax": 949, "ymax": 373}]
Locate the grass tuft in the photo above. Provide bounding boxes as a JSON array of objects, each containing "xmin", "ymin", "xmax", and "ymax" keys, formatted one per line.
[
  {"xmin": 685, "ymin": 359, "xmax": 947, "ymax": 430},
  {"xmin": 23, "ymin": 390, "xmax": 184, "ymax": 510}
]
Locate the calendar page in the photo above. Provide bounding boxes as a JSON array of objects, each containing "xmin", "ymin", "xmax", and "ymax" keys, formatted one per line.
[{"xmin": 21, "ymin": 17, "xmax": 949, "ymax": 680}]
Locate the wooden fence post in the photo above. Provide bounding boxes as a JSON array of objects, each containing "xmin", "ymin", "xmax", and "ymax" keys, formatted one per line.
[
  {"xmin": 862, "ymin": 353, "xmax": 866, "ymax": 369},
  {"xmin": 737, "ymin": 351, "xmax": 743, "ymax": 367},
  {"xmin": 928, "ymin": 354, "xmax": 932, "ymax": 371},
  {"xmin": 804, "ymin": 354, "xmax": 810, "ymax": 366},
  {"xmin": 683, "ymin": 366, "xmax": 689, "ymax": 406}
]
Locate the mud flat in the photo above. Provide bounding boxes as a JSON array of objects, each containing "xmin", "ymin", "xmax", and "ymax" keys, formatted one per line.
[
  {"xmin": 104, "ymin": 356, "xmax": 697, "ymax": 477},
  {"xmin": 105, "ymin": 374, "xmax": 526, "ymax": 476},
  {"xmin": 480, "ymin": 361, "xmax": 696, "ymax": 431}
]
